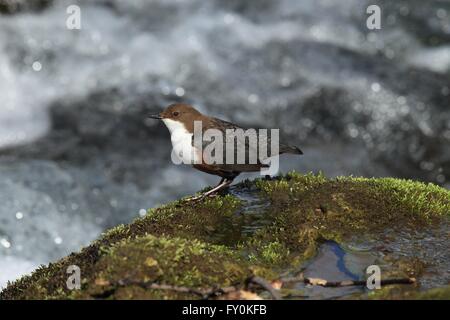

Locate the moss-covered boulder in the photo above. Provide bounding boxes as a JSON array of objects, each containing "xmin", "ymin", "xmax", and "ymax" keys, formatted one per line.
[{"xmin": 1, "ymin": 172, "xmax": 449, "ymax": 300}]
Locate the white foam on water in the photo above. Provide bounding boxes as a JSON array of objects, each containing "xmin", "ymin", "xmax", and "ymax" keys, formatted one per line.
[
  {"xmin": 0, "ymin": 256, "xmax": 37, "ymax": 289},
  {"xmin": 0, "ymin": 0, "xmax": 379, "ymax": 150},
  {"xmin": 407, "ymin": 45, "xmax": 450, "ymax": 73},
  {"xmin": 0, "ymin": 48, "xmax": 51, "ymax": 148}
]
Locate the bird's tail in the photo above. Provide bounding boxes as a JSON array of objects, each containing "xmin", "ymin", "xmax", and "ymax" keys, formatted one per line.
[{"xmin": 280, "ymin": 144, "xmax": 303, "ymax": 155}]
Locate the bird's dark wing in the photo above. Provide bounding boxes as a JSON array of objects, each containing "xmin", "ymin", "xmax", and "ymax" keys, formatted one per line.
[
  {"xmin": 208, "ymin": 118, "xmax": 266, "ymax": 171},
  {"xmin": 192, "ymin": 117, "xmax": 302, "ymax": 173},
  {"xmin": 208, "ymin": 118, "xmax": 303, "ymax": 157}
]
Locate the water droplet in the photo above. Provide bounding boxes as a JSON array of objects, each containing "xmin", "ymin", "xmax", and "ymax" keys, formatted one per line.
[
  {"xmin": 280, "ymin": 76, "xmax": 291, "ymax": 87},
  {"xmin": 110, "ymin": 199, "xmax": 118, "ymax": 208},
  {"xmin": 224, "ymin": 13, "xmax": 235, "ymax": 25},
  {"xmin": 385, "ymin": 48, "xmax": 395, "ymax": 59},
  {"xmin": 371, "ymin": 82, "xmax": 381, "ymax": 92},
  {"xmin": 139, "ymin": 209, "xmax": 147, "ymax": 217},
  {"xmin": 420, "ymin": 161, "xmax": 435, "ymax": 171},
  {"xmin": 397, "ymin": 96, "xmax": 406, "ymax": 105},
  {"xmin": 175, "ymin": 87, "xmax": 185, "ymax": 97},
  {"xmin": 248, "ymin": 94, "xmax": 259, "ymax": 104},
  {"xmin": 32, "ymin": 61, "xmax": 42, "ymax": 72},
  {"xmin": 348, "ymin": 126, "xmax": 359, "ymax": 138},
  {"xmin": 161, "ymin": 86, "xmax": 171, "ymax": 95},
  {"xmin": 437, "ymin": 8, "xmax": 447, "ymax": 19},
  {"xmin": 399, "ymin": 6, "xmax": 410, "ymax": 16},
  {"xmin": 1, "ymin": 238, "xmax": 11, "ymax": 249}
]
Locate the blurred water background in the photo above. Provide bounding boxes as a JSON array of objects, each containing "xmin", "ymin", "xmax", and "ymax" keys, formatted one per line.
[{"xmin": 0, "ymin": 0, "xmax": 449, "ymax": 288}]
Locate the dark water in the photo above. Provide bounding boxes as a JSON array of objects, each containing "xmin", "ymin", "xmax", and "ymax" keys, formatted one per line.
[
  {"xmin": 232, "ymin": 189, "xmax": 449, "ymax": 299},
  {"xmin": 0, "ymin": 0, "xmax": 449, "ymax": 288},
  {"xmin": 296, "ymin": 242, "xmax": 376, "ymax": 299}
]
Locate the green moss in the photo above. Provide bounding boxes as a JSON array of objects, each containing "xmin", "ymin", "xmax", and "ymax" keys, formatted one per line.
[
  {"xmin": 244, "ymin": 239, "xmax": 291, "ymax": 266},
  {"xmin": 368, "ymin": 285, "xmax": 450, "ymax": 300},
  {"xmin": 258, "ymin": 173, "xmax": 449, "ymax": 218},
  {"xmin": 413, "ymin": 286, "xmax": 450, "ymax": 300},
  {"xmin": 71, "ymin": 235, "xmax": 258, "ymax": 299},
  {"xmin": 255, "ymin": 171, "xmax": 327, "ymax": 202},
  {"xmin": 255, "ymin": 173, "xmax": 448, "ymax": 242},
  {"xmin": 1, "ymin": 172, "xmax": 448, "ymax": 300},
  {"xmin": 336, "ymin": 176, "xmax": 450, "ymax": 218}
]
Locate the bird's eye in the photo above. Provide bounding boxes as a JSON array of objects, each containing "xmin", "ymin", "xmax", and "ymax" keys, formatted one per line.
[{"xmin": 173, "ymin": 111, "xmax": 180, "ymax": 117}]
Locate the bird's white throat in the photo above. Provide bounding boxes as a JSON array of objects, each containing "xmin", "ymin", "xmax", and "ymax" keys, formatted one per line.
[
  {"xmin": 162, "ymin": 118, "xmax": 199, "ymax": 164},
  {"xmin": 162, "ymin": 118, "xmax": 188, "ymax": 136}
]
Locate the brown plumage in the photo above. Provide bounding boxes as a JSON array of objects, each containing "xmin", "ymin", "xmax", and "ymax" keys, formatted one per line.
[{"xmin": 149, "ymin": 103, "xmax": 303, "ymax": 200}]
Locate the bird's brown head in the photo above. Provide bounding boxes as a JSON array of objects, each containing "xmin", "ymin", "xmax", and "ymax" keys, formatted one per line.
[
  {"xmin": 148, "ymin": 103, "xmax": 204, "ymax": 132},
  {"xmin": 149, "ymin": 103, "xmax": 202, "ymax": 120}
]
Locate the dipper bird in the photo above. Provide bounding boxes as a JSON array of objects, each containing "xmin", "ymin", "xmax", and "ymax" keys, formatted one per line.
[{"xmin": 149, "ymin": 103, "xmax": 303, "ymax": 200}]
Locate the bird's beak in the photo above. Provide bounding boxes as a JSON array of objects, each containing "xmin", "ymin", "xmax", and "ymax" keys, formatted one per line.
[{"xmin": 148, "ymin": 114, "xmax": 162, "ymax": 120}]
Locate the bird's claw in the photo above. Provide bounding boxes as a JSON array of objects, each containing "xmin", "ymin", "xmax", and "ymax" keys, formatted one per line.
[{"xmin": 184, "ymin": 192, "xmax": 218, "ymax": 202}]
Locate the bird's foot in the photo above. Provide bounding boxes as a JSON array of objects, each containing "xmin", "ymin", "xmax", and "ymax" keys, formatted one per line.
[
  {"xmin": 184, "ymin": 192, "xmax": 218, "ymax": 203},
  {"xmin": 183, "ymin": 178, "xmax": 233, "ymax": 203}
]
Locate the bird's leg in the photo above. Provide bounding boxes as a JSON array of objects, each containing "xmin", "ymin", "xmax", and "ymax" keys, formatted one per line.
[
  {"xmin": 186, "ymin": 177, "xmax": 233, "ymax": 202},
  {"xmin": 202, "ymin": 178, "xmax": 233, "ymax": 198}
]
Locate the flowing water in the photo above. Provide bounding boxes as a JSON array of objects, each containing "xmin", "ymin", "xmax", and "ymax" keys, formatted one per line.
[{"xmin": 0, "ymin": 0, "xmax": 449, "ymax": 290}]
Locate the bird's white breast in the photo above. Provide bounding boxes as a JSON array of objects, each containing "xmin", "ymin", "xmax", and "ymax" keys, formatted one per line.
[{"xmin": 162, "ymin": 119, "xmax": 200, "ymax": 164}]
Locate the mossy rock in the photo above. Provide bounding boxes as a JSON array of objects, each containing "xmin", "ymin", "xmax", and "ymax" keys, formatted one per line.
[{"xmin": 1, "ymin": 172, "xmax": 449, "ymax": 299}]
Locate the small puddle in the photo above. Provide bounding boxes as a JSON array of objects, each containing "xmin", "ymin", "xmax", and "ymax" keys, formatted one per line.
[
  {"xmin": 233, "ymin": 187, "xmax": 272, "ymax": 237},
  {"xmin": 286, "ymin": 241, "xmax": 379, "ymax": 299},
  {"xmin": 349, "ymin": 224, "xmax": 450, "ymax": 290},
  {"xmin": 226, "ymin": 187, "xmax": 449, "ymax": 299},
  {"xmin": 208, "ymin": 186, "xmax": 273, "ymax": 246}
]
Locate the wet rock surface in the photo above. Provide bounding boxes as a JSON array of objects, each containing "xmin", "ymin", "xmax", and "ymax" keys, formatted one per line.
[{"xmin": 1, "ymin": 173, "xmax": 448, "ymax": 300}]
